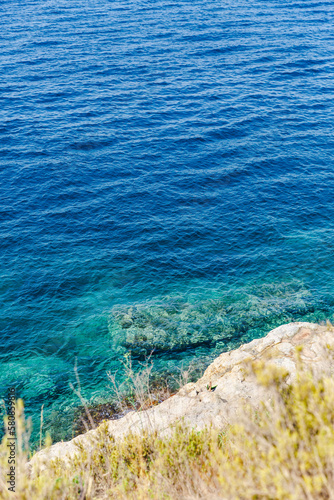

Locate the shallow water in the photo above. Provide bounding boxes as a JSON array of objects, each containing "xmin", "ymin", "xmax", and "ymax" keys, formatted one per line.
[{"xmin": 1, "ymin": 0, "xmax": 334, "ymax": 441}]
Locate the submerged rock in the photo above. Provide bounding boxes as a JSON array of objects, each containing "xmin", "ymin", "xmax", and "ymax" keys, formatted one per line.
[
  {"xmin": 31, "ymin": 322, "xmax": 334, "ymax": 470},
  {"xmin": 108, "ymin": 282, "xmax": 314, "ymax": 356}
]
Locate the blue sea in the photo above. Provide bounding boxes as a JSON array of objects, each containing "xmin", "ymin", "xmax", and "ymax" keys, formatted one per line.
[{"xmin": 1, "ymin": 0, "xmax": 334, "ymax": 442}]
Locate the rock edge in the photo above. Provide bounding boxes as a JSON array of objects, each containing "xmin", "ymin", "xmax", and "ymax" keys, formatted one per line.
[{"xmin": 31, "ymin": 322, "xmax": 334, "ymax": 470}]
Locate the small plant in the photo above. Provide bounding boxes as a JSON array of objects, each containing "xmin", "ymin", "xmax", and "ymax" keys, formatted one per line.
[{"xmin": 73, "ymin": 354, "xmax": 175, "ymax": 435}]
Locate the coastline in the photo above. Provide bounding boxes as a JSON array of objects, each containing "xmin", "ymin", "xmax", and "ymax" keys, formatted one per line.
[{"xmin": 31, "ymin": 321, "xmax": 334, "ymax": 470}]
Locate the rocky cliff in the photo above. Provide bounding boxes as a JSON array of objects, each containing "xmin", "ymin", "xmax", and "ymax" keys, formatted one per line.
[{"xmin": 31, "ymin": 322, "xmax": 334, "ymax": 469}]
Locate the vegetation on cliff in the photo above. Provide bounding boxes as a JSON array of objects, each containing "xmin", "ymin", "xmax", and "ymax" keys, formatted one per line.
[{"xmin": 1, "ymin": 355, "xmax": 334, "ymax": 499}]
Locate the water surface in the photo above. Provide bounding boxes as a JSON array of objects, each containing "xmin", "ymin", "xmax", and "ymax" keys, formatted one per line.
[{"xmin": 1, "ymin": 0, "xmax": 334, "ymax": 441}]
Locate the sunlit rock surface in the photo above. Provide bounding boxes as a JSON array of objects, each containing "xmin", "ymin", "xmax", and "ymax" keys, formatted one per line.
[{"xmin": 31, "ymin": 322, "xmax": 334, "ymax": 470}]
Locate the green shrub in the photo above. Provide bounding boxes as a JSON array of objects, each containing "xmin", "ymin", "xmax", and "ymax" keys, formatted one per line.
[{"xmin": 1, "ymin": 359, "xmax": 334, "ymax": 499}]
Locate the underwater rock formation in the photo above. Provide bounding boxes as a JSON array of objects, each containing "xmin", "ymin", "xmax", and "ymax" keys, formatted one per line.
[{"xmin": 108, "ymin": 281, "xmax": 315, "ymax": 356}]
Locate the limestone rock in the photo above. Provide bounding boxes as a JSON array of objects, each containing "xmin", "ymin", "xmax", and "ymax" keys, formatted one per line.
[{"xmin": 31, "ymin": 322, "xmax": 334, "ymax": 470}]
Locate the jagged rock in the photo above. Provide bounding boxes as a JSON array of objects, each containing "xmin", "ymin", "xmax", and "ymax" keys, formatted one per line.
[{"xmin": 31, "ymin": 322, "xmax": 334, "ymax": 470}]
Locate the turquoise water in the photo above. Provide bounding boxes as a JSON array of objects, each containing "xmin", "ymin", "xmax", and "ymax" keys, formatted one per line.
[{"xmin": 1, "ymin": 0, "xmax": 334, "ymax": 442}]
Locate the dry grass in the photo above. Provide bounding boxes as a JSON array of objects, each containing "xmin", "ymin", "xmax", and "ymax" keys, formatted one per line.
[
  {"xmin": 1, "ymin": 358, "xmax": 334, "ymax": 499},
  {"xmin": 73, "ymin": 354, "xmax": 187, "ymax": 436}
]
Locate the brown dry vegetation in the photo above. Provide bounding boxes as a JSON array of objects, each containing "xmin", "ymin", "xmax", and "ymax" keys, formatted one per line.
[{"xmin": 1, "ymin": 358, "xmax": 334, "ymax": 499}]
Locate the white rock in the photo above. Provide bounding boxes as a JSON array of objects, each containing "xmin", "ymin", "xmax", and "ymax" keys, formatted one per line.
[{"xmin": 30, "ymin": 322, "xmax": 334, "ymax": 471}]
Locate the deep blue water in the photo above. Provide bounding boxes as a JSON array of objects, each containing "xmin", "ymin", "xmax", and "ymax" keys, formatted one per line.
[{"xmin": 1, "ymin": 0, "xmax": 334, "ymax": 442}]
